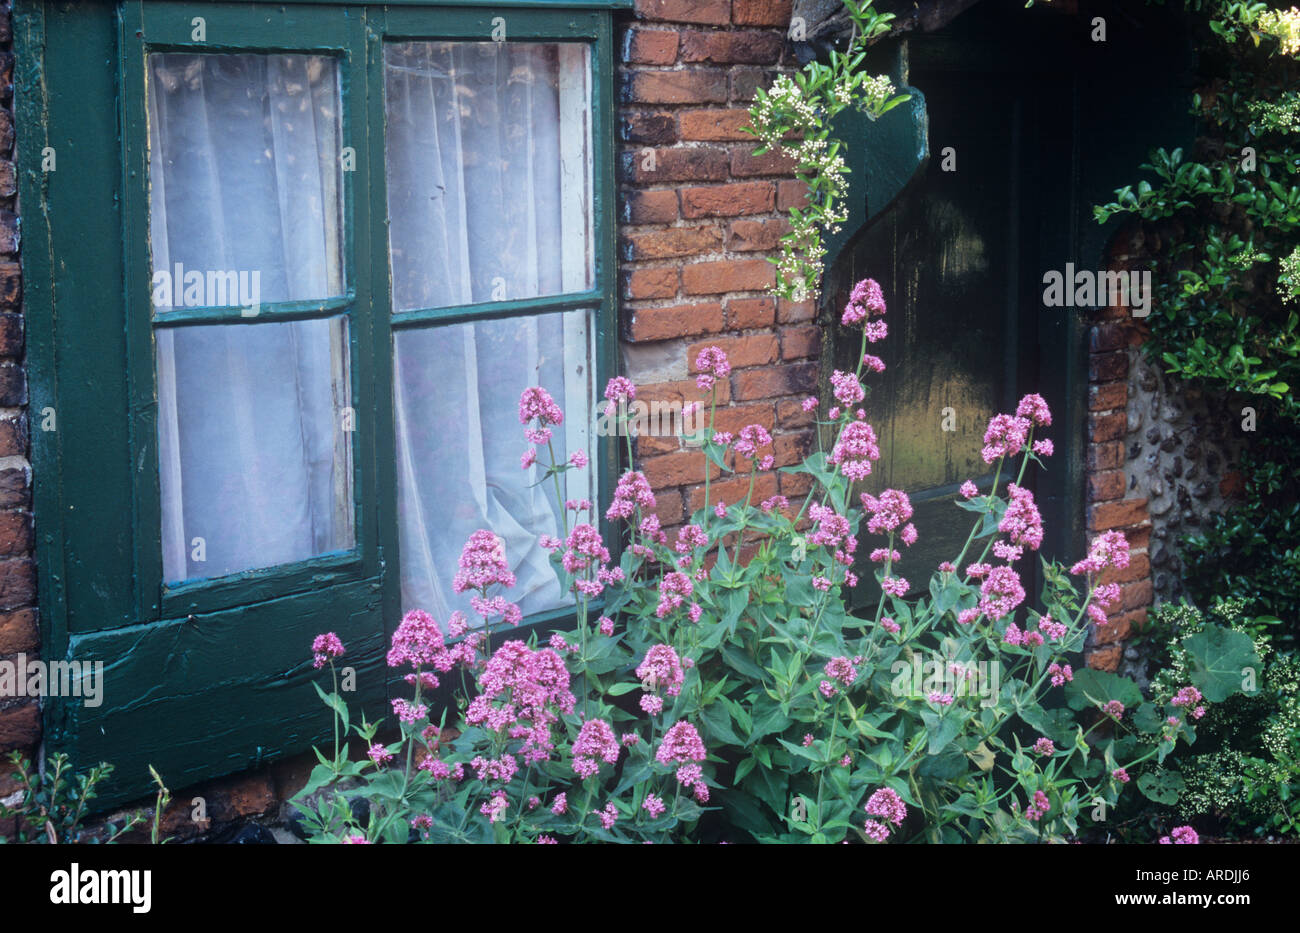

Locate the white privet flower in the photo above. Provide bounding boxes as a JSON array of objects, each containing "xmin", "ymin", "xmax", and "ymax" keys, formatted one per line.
[{"xmin": 1259, "ymin": 7, "xmax": 1300, "ymax": 56}]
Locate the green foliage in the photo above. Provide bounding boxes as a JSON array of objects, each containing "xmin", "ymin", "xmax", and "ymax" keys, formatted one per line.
[
  {"xmin": 1094, "ymin": 0, "xmax": 1300, "ymax": 631},
  {"xmin": 0, "ymin": 751, "xmax": 143, "ymax": 844}
]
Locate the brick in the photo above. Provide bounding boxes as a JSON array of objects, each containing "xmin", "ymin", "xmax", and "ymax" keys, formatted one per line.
[
  {"xmin": 0, "ymin": 110, "xmax": 11, "ymax": 155},
  {"xmin": 779, "ymin": 469, "xmax": 813, "ymax": 497},
  {"xmin": 1087, "ymin": 498, "xmax": 1149, "ymax": 532},
  {"xmin": 1126, "ymin": 525, "xmax": 1152, "ymax": 550},
  {"xmin": 622, "ymin": 189, "xmax": 679, "ymax": 226},
  {"xmin": 729, "ymin": 66, "xmax": 784, "ymax": 102},
  {"xmin": 642, "ymin": 450, "xmax": 720, "ymax": 489},
  {"xmin": 1088, "ymin": 350, "xmax": 1127, "ymax": 383},
  {"xmin": 1088, "ymin": 469, "xmax": 1125, "ymax": 503},
  {"xmin": 731, "ymin": 361, "xmax": 818, "ymax": 400},
  {"xmin": 1089, "ymin": 411, "xmax": 1126, "ymax": 443},
  {"xmin": 727, "ymin": 297, "xmax": 775, "ymax": 328},
  {"xmin": 778, "ymin": 298, "xmax": 815, "ymax": 323},
  {"xmin": 1097, "ymin": 552, "xmax": 1151, "ymax": 587},
  {"xmin": 1121, "ymin": 579, "xmax": 1154, "ymax": 612},
  {"xmin": 0, "ymin": 313, "xmax": 21, "ymax": 359},
  {"xmin": 0, "ymin": 162, "xmax": 13, "ymax": 200},
  {"xmin": 777, "ymin": 179, "xmax": 810, "ymax": 211},
  {"xmin": 688, "ymin": 334, "xmax": 778, "ymax": 370},
  {"xmin": 1219, "ymin": 470, "xmax": 1246, "ymax": 499},
  {"xmin": 1087, "ymin": 643, "xmax": 1122, "ymax": 672},
  {"xmin": 0, "ymin": 511, "xmax": 31, "ymax": 558},
  {"xmin": 777, "ymin": 398, "xmax": 813, "ymax": 428},
  {"xmin": 679, "ymin": 29, "xmax": 784, "ymax": 64},
  {"xmin": 0, "ymin": 263, "xmax": 19, "ymax": 309},
  {"xmin": 683, "ymin": 259, "xmax": 775, "ymax": 294},
  {"xmin": 640, "ymin": 377, "xmax": 731, "ymax": 407},
  {"xmin": 0, "ymin": 608, "xmax": 37, "ymax": 655},
  {"xmin": 780, "ymin": 324, "xmax": 819, "ymax": 360},
  {"xmin": 773, "ymin": 430, "xmax": 812, "ymax": 467},
  {"xmin": 651, "ymin": 488, "xmax": 685, "ymax": 526},
  {"xmin": 0, "ymin": 363, "xmax": 25, "ymax": 407},
  {"xmin": 623, "ymin": 267, "xmax": 679, "ymax": 301},
  {"xmin": 1094, "ymin": 610, "xmax": 1141, "ymax": 645},
  {"xmin": 0, "ymin": 211, "xmax": 17, "ymax": 256},
  {"xmin": 636, "ymin": 433, "xmax": 683, "ymax": 459},
  {"xmin": 0, "ymin": 468, "xmax": 27, "ymax": 510},
  {"xmin": 727, "ymin": 217, "xmax": 788, "ymax": 251},
  {"xmin": 0, "ymin": 701, "xmax": 40, "ymax": 751},
  {"xmin": 635, "ymin": 0, "xmax": 731, "ymax": 26},
  {"xmin": 0, "ymin": 558, "xmax": 34, "ymax": 610},
  {"xmin": 624, "ymin": 70, "xmax": 728, "ymax": 105},
  {"xmin": 1086, "ymin": 441, "xmax": 1124, "ymax": 472},
  {"xmin": 1089, "ymin": 322, "xmax": 1130, "ymax": 353},
  {"xmin": 1088, "ymin": 382, "xmax": 1126, "ymax": 412},
  {"xmin": 732, "ymin": 0, "xmax": 792, "ymax": 26},
  {"xmin": 622, "ymin": 225, "xmax": 724, "ymax": 261},
  {"xmin": 687, "ymin": 472, "xmax": 779, "ymax": 511},
  {"xmin": 627, "ymin": 302, "xmax": 724, "ymax": 341},
  {"xmin": 622, "ymin": 146, "xmax": 729, "ymax": 184},
  {"xmin": 730, "ymin": 144, "xmax": 798, "ymax": 176},
  {"xmin": 623, "ymin": 27, "xmax": 680, "ymax": 65},
  {"xmin": 681, "ymin": 182, "xmax": 774, "ymax": 218},
  {"xmin": 679, "ymin": 108, "xmax": 756, "ymax": 141},
  {"xmin": 621, "ymin": 111, "xmax": 677, "ymax": 145},
  {"xmin": 711, "ymin": 402, "xmax": 776, "ymax": 436}
]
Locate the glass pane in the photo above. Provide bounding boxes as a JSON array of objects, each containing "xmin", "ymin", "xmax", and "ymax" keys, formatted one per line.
[
  {"xmin": 157, "ymin": 317, "xmax": 354, "ymax": 582},
  {"xmin": 393, "ymin": 309, "xmax": 596, "ymax": 620},
  {"xmin": 384, "ymin": 42, "xmax": 593, "ymax": 312},
  {"xmin": 148, "ymin": 53, "xmax": 345, "ymax": 310}
]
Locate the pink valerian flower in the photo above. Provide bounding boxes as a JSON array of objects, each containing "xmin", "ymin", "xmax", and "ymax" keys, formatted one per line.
[
  {"xmin": 863, "ymin": 319, "xmax": 887, "ymax": 343},
  {"xmin": 561, "ymin": 523, "xmax": 613, "ymax": 598},
  {"xmin": 830, "ymin": 369, "xmax": 865, "ymax": 407},
  {"xmin": 732, "ymin": 424, "xmax": 773, "ymax": 461},
  {"xmin": 861, "ymin": 489, "xmax": 913, "ymax": 535},
  {"xmin": 621, "ymin": 732, "xmax": 640, "ymax": 747},
  {"xmin": 1171, "ymin": 686, "xmax": 1203, "ymax": 709},
  {"xmin": 711, "ymin": 431, "xmax": 734, "ymax": 447},
  {"xmin": 957, "ymin": 608, "xmax": 981, "ymax": 626},
  {"xmin": 606, "ymin": 470, "xmax": 656, "ymax": 521},
  {"xmin": 642, "ymin": 794, "xmax": 667, "ymax": 818},
  {"xmin": 695, "ymin": 346, "xmax": 732, "ymax": 392},
  {"xmin": 1087, "ymin": 602, "xmax": 1109, "ymax": 627},
  {"xmin": 572, "ymin": 719, "xmax": 620, "ymax": 778},
  {"xmin": 812, "ymin": 576, "xmax": 832, "ymax": 591},
  {"xmin": 392, "ymin": 698, "xmax": 428, "ymax": 724},
  {"xmin": 1038, "ymin": 614, "xmax": 1067, "ymax": 641},
  {"xmin": 1032, "ymin": 439, "xmax": 1054, "ymax": 457},
  {"xmin": 825, "ymin": 656, "xmax": 859, "ymax": 688},
  {"xmin": 1000, "ymin": 483, "xmax": 1044, "ymax": 550},
  {"xmin": 981, "ymin": 413, "xmax": 1032, "ymax": 464},
  {"xmin": 674, "ymin": 524, "xmax": 708, "ymax": 554},
  {"xmin": 870, "ymin": 548, "xmax": 901, "ymax": 563},
  {"xmin": 1021, "ymin": 630, "xmax": 1044, "ymax": 647},
  {"xmin": 1016, "ymin": 393, "xmax": 1052, "ymax": 427},
  {"xmin": 829, "ymin": 420, "xmax": 881, "ymax": 481},
  {"xmin": 453, "ymin": 530, "xmax": 516, "ymax": 594},
  {"xmin": 598, "ymin": 615, "xmax": 615, "ymax": 636},
  {"xmin": 862, "ymin": 820, "xmax": 891, "ymax": 842},
  {"xmin": 828, "ymin": 407, "xmax": 841, "ymax": 420},
  {"xmin": 842, "ymin": 277, "xmax": 887, "ymax": 325},
  {"xmin": 639, "ymin": 693, "xmax": 664, "ymax": 715},
  {"xmin": 993, "ymin": 541, "xmax": 1023, "ymax": 563},
  {"xmin": 411, "ymin": 814, "xmax": 433, "ymax": 831},
  {"xmin": 471, "ymin": 753, "xmax": 519, "ymax": 784},
  {"xmin": 802, "ymin": 733, "xmax": 815, "ymax": 747},
  {"xmin": 713, "ymin": 502, "xmax": 728, "ymax": 519},
  {"xmin": 384, "ymin": 613, "xmax": 447, "ymax": 670},
  {"xmin": 802, "ymin": 396, "xmax": 819, "ymax": 412},
  {"xmin": 593, "ymin": 803, "xmax": 620, "ymax": 830},
  {"xmin": 1103, "ymin": 700, "xmax": 1125, "ymax": 720},
  {"xmin": 656, "ymin": 721, "xmax": 707, "ymax": 765},
  {"xmin": 881, "ymin": 576, "xmax": 910, "ymax": 597},
  {"xmin": 1092, "ymin": 583, "xmax": 1123, "ymax": 609},
  {"xmin": 880, "ymin": 617, "xmax": 901, "ymax": 634},
  {"xmin": 818, "ymin": 679, "xmax": 837, "ymax": 698},
  {"xmin": 1025, "ymin": 790, "xmax": 1051, "ymax": 821},
  {"xmin": 1070, "ymin": 530, "xmax": 1131, "ymax": 575},
  {"xmin": 978, "ymin": 566, "xmax": 1025, "ymax": 621},
  {"xmin": 569, "ymin": 449, "xmax": 588, "ymax": 469},
  {"xmin": 602, "ymin": 376, "xmax": 636, "ymax": 417},
  {"xmin": 342, "ymin": 835, "xmax": 370, "ymax": 844},
  {"xmin": 761, "ymin": 495, "xmax": 789, "ymax": 514},
  {"xmin": 551, "ymin": 793, "xmax": 568, "ymax": 815},
  {"xmin": 1112, "ymin": 767, "xmax": 1131, "ymax": 784},
  {"xmin": 928, "ymin": 692, "xmax": 954, "ymax": 705},
  {"xmin": 637, "ymin": 644, "xmax": 686, "ymax": 697},
  {"xmin": 960, "ymin": 480, "xmax": 979, "ymax": 499},
  {"xmin": 536, "ymin": 834, "xmax": 558, "ymax": 844},
  {"xmin": 938, "ymin": 561, "xmax": 956, "ymax": 574},
  {"xmin": 367, "ymin": 744, "xmax": 393, "ymax": 767},
  {"xmin": 1003, "ymin": 622, "xmax": 1024, "ymax": 647},
  {"xmin": 864, "ymin": 787, "xmax": 907, "ymax": 836},
  {"xmin": 521, "ymin": 448, "xmax": 538, "ymax": 469},
  {"xmin": 471, "ymin": 594, "xmax": 523, "ymax": 627},
  {"xmin": 1159, "ymin": 826, "xmax": 1200, "ymax": 844},
  {"xmin": 840, "ymin": 754, "xmax": 852, "ymax": 767},
  {"xmin": 311, "ymin": 632, "xmax": 345, "ymax": 669},
  {"xmin": 565, "ymin": 499, "xmax": 592, "ymax": 513},
  {"xmin": 470, "ymin": 640, "xmax": 575, "ymax": 763},
  {"xmin": 900, "ymin": 523, "xmax": 918, "ymax": 546},
  {"xmin": 1033, "ymin": 738, "xmax": 1055, "ymax": 756},
  {"xmin": 519, "ymin": 386, "xmax": 563, "ymax": 427},
  {"xmin": 656, "ymin": 571, "xmax": 694, "ymax": 618}
]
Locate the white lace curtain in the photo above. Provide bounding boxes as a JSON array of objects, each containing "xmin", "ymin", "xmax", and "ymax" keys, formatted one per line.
[{"xmin": 149, "ymin": 44, "xmax": 595, "ymax": 621}]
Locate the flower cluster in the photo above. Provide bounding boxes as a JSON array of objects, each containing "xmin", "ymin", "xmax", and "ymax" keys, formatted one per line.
[
  {"xmin": 606, "ymin": 470, "xmax": 656, "ymax": 522},
  {"xmin": 466, "ymin": 640, "xmax": 576, "ymax": 764},
  {"xmin": 572, "ymin": 718, "xmax": 620, "ymax": 779},
  {"xmin": 862, "ymin": 787, "xmax": 907, "ymax": 842},
  {"xmin": 311, "ymin": 632, "xmax": 345, "ymax": 669},
  {"xmin": 695, "ymin": 347, "xmax": 732, "ymax": 392},
  {"xmin": 828, "ymin": 419, "xmax": 881, "ymax": 481}
]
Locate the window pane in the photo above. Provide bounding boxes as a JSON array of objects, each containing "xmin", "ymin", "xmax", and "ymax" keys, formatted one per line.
[
  {"xmin": 148, "ymin": 53, "xmax": 345, "ymax": 309},
  {"xmin": 394, "ymin": 310, "xmax": 596, "ymax": 620},
  {"xmin": 157, "ymin": 317, "xmax": 354, "ymax": 582},
  {"xmin": 384, "ymin": 42, "xmax": 593, "ymax": 312}
]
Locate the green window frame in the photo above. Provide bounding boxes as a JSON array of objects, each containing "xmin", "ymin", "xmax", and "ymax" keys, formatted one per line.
[{"xmin": 15, "ymin": 0, "xmax": 626, "ymax": 807}]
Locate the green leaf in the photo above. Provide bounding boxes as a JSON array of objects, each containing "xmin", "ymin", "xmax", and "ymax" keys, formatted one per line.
[
  {"xmin": 1137, "ymin": 770, "xmax": 1185, "ymax": 805},
  {"xmin": 1181, "ymin": 624, "xmax": 1261, "ymax": 702},
  {"xmin": 1063, "ymin": 669, "xmax": 1143, "ymax": 712}
]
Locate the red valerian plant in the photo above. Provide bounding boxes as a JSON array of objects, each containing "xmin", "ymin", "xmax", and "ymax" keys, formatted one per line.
[{"xmin": 292, "ymin": 279, "xmax": 1242, "ymax": 843}]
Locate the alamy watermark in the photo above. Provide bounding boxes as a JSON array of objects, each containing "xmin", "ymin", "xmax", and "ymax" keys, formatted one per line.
[
  {"xmin": 595, "ymin": 398, "xmax": 706, "ymax": 439},
  {"xmin": 152, "ymin": 262, "xmax": 262, "ymax": 316},
  {"xmin": 890, "ymin": 643, "xmax": 1001, "ymax": 708},
  {"xmin": 0, "ymin": 654, "xmax": 103, "ymax": 708},
  {"xmin": 1042, "ymin": 263, "xmax": 1151, "ymax": 317}
]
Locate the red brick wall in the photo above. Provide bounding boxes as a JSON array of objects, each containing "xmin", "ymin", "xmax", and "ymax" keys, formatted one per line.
[
  {"xmin": 619, "ymin": 0, "xmax": 819, "ymax": 533},
  {"xmin": 0, "ymin": 0, "xmax": 38, "ymax": 823},
  {"xmin": 1083, "ymin": 232, "xmax": 1154, "ymax": 673}
]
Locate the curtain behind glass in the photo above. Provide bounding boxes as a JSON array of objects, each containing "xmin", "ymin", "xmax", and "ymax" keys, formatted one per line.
[
  {"xmin": 385, "ymin": 42, "xmax": 595, "ymax": 620},
  {"xmin": 148, "ymin": 53, "xmax": 352, "ymax": 582}
]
